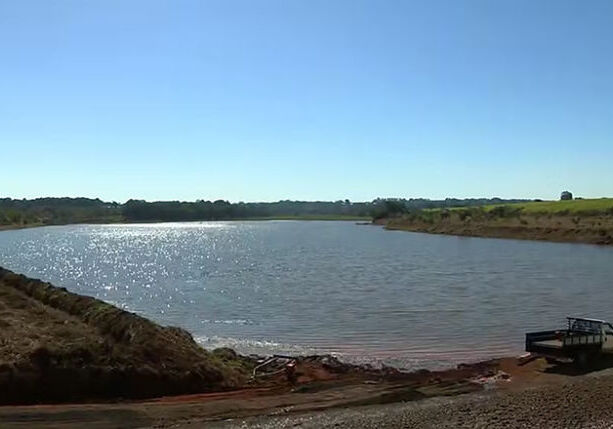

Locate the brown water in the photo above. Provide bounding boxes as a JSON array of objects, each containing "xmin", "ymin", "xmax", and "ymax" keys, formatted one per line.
[{"xmin": 1, "ymin": 221, "xmax": 612, "ymax": 369}]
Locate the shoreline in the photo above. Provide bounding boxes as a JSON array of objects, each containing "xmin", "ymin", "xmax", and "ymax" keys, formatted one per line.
[
  {"xmin": 0, "ymin": 269, "xmax": 525, "ymax": 399},
  {"xmin": 0, "ymin": 216, "xmax": 370, "ymax": 232},
  {"xmin": 0, "ymin": 223, "xmax": 45, "ymax": 232},
  {"xmin": 5, "ymin": 216, "xmax": 613, "ymax": 247},
  {"xmin": 2, "ymin": 267, "xmax": 613, "ymax": 427},
  {"xmin": 380, "ymin": 216, "xmax": 613, "ymax": 246}
]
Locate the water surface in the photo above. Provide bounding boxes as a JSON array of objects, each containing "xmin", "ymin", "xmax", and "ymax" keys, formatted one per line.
[{"xmin": 1, "ymin": 221, "xmax": 612, "ymax": 369}]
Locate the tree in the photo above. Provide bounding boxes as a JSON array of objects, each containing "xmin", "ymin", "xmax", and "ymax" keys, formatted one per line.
[
  {"xmin": 560, "ymin": 191, "xmax": 573, "ymax": 201},
  {"xmin": 371, "ymin": 199, "xmax": 408, "ymax": 220}
]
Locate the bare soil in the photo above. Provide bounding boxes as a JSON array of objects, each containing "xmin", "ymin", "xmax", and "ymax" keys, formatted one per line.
[{"xmin": 0, "ymin": 355, "xmax": 590, "ymax": 428}]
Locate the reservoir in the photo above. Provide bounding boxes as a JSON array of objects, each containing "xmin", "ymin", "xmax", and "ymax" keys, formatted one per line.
[{"xmin": 1, "ymin": 221, "xmax": 612, "ymax": 369}]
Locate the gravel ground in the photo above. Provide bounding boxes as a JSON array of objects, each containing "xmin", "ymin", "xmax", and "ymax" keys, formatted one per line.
[{"xmin": 208, "ymin": 372, "xmax": 613, "ymax": 429}]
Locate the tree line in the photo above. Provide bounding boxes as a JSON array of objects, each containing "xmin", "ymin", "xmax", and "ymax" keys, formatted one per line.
[{"xmin": 0, "ymin": 196, "xmax": 533, "ymax": 226}]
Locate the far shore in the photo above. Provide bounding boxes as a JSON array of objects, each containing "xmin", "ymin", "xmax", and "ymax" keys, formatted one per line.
[
  {"xmin": 380, "ymin": 216, "xmax": 613, "ymax": 246},
  {"xmin": 377, "ymin": 199, "xmax": 613, "ymax": 246},
  {"xmin": 0, "ymin": 215, "xmax": 370, "ymax": 232},
  {"xmin": 0, "ymin": 223, "xmax": 45, "ymax": 231},
  {"xmin": 5, "ymin": 198, "xmax": 613, "ymax": 247},
  {"xmin": 4, "ymin": 212, "xmax": 613, "ymax": 249}
]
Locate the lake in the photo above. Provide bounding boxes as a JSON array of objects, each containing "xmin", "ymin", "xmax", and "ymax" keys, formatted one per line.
[{"xmin": 1, "ymin": 221, "xmax": 612, "ymax": 370}]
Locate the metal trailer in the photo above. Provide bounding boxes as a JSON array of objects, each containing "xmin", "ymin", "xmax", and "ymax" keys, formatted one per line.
[{"xmin": 525, "ymin": 317, "xmax": 613, "ymax": 367}]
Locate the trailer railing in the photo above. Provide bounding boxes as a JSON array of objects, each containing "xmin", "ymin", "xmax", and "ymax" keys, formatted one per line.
[{"xmin": 563, "ymin": 333, "xmax": 602, "ymax": 347}]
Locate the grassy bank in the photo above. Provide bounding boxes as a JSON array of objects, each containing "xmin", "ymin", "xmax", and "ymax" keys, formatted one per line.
[{"xmin": 385, "ymin": 198, "xmax": 613, "ymax": 245}]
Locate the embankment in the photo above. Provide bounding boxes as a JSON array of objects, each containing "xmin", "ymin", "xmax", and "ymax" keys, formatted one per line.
[
  {"xmin": 382, "ymin": 202, "xmax": 613, "ymax": 245},
  {"xmin": 0, "ymin": 267, "xmax": 253, "ymax": 404}
]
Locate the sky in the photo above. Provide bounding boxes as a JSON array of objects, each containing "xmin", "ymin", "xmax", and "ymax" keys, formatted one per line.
[{"xmin": 1, "ymin": 0, "xmax": 612, "ymax": 203}]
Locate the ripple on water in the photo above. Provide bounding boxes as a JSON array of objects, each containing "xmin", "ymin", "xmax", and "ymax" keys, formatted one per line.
[{"xmin": 1, "ymin": 221, "xmax": 613, "ymax": 369}]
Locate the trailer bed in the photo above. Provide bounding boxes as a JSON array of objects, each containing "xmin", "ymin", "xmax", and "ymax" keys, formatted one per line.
[
  {"xmin": 531, "ymin": 339, "xmax": 564, "ymax": 349},
  {"xmin": 526, "ymin": 318, "xmax": 613, "ymax": 365}
]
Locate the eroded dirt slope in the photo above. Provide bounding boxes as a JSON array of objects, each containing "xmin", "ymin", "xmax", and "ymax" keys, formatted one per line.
[{"xmin": 0, "ymin": 268, "xmax": 252, "ymax": 404}]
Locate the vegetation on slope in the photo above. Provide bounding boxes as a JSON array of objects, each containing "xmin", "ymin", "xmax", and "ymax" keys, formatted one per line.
[
  {"xmin": 0, "ymin": 268, "xmax": 253, "ymax": 404},
  {"xmin": 0, "ymin": 198, "xmax": 121, "ymax": 227},
  {"xmin": 482, "ymin": 198, "xmax": 613, "ymax": 215},
  {"xmin": 384, "ymin": 198, "xmax": 613, "ymax": 245}
]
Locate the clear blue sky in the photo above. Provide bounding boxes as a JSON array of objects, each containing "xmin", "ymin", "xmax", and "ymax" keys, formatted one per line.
[{"xmin": 1, "ymin": 0, "xmax": 612, "ymax": 203}]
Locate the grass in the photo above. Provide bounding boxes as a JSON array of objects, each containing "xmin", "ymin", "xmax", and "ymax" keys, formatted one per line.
[
  {"xmin": 481, "ymin": 198, "xmax": 613, "ymax": 215},
  {"xmin": 395, "ymin": 198, "xmax": 613, "ymax": 227},
  {"xmin": 428, "ymin": 198, "xmax": 613, "ymax": 216},
  {"xmin": 387, "ymin": 198, "xmax": 613, "ymax": 245}
]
